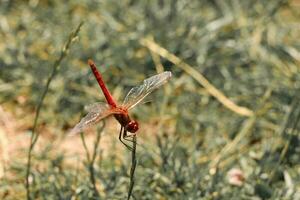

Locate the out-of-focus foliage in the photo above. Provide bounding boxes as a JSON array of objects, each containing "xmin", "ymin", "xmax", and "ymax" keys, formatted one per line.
[{"xmin": 0, "ymin": 0, "xmax": 299, "ymax": 199}]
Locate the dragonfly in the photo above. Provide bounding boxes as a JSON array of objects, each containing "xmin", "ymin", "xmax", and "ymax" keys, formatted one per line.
[{"xmin": 70, "ymin": 59, "xmax": 172, "ymax": 149}]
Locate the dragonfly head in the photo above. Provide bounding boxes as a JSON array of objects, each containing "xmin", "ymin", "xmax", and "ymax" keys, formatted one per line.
[{"xmin": 126, "ymin": 120, "xmax": 139, "ymax": 133}]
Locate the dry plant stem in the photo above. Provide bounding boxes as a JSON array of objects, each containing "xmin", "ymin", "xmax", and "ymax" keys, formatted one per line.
[
  {"xmin": 210, "ymin": 115, "xmax": 257, "ymax": 168},
  {"xmin": 92, "ymin": 123, "xmax": 105, "ymax": 164},
  {"xmin": 80, "ymin": 132, "xmax": 96, "ymax": 197},
  {"xmin": 25, "ymin": 22, "xmax": 83, "ymax": 200},
  {"xmin": 80, "ymin": 123, "xmax": 105, "ymax": 198},
  {"xmin": 150, "ymin": 51, "xmax": 170, "ymax": 126},
  {"xmin": 218, "ymin": 141, "xmax": 253, "ymax": 168},
  {"xmin": 80, "ymin": 132, "xmax": 91, "ymax": 162},
  {"xmin": 140, "ymin": 37, "xmax": 254, "ymax": 117},
  {"xmin": 209, "ymin": 88, "xmax": 272, "ymax": 169},
  {"xmin": 150, "ymin": 50, "xmax": 165, "ymax": 74},
  {"xmin": 127, "ymin": 135, "xmax": 137, "ymax": 200}
]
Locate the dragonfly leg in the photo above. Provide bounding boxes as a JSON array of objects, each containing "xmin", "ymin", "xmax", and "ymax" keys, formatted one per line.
[
  {"xmin": 119, "ymin": 126, "xmax": 132, "ymax": 151},
  {"xmin": 123, "ymin": 131, "xmax": 136, "ymax": 143}
]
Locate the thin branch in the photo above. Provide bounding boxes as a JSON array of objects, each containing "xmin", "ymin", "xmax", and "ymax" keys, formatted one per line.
[
  {"xmin": 80, "ymin": 132, "xmax": 91, "ymax": 163},
  {"xmin": 127, "ymin": 135, "xmax": 137, "ymax": 200},
  {"xmin": 140, "ymin": 37, "xmax": 254, "ymax": 117},
  {"xmin": 80, "ymin": 122, "xmax": 105, "ymax": 198},
  {"xmin": 149, "ymin": 50, "xmax": 171, "ymax": 126},
  {"xmin": 25, "ymin": 22, "xmax": 83, "ymax": 200},
  {"xmin": 209, "ymin": 88, "xmax": 272, "ymax": 169}
]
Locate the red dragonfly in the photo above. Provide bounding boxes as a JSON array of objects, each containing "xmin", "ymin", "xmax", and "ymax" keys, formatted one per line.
[{"xmin": 70, "ymin": 59, "xmax": 172, "ymax": 149}]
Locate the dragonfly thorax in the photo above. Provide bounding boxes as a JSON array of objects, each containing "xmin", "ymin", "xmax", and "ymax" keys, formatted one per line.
[{"xmin": 114, "ymin": 113, "xmax": 138, "ymax": 133}]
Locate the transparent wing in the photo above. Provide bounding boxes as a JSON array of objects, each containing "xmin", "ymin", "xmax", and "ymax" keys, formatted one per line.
[
  {"xmin": 122, "ymin": 71, "xmax": 172, "ymax": 110},
  {"xmin": 84, "ymin": 102, "xmax": 108, "ymax": 112},
  {"xmin": 69, "ymin": 102, "xmax": 121, "ymax": 135}
]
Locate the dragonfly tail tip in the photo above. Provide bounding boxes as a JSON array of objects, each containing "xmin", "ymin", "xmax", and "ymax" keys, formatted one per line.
[{"xmin": 88, "ymin": 59, "xmax": 94, "ymax": 66}]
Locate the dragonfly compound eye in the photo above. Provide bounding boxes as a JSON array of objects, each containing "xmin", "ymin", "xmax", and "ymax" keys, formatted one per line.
[{"xmin": 127, "ymin": 121, "xmax": 139, "ymax": 133}]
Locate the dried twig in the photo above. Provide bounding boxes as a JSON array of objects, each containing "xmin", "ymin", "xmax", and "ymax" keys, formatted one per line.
[
  {"xmin": 25, "ymin": 22, "xmax": 83, "ymax": 200},
  {"xmin": 140, "ymin": 37, "xmax": 254, "ymax": 117},
  {"xmin": 209, "ymin": 88, "xmax": 272, "ymax": 169},
  {"xmin": 127, "ymin": 135, "xmax": 137, "ymax": 200},
  {"xmin": 80, "ymin": 121, "xmax": 105, "ymax": 198}
]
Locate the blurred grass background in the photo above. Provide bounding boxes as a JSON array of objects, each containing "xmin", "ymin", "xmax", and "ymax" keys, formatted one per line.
[{"xmin": 0, "ymin": 0, "xmax": 300, "ymax": 199}]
